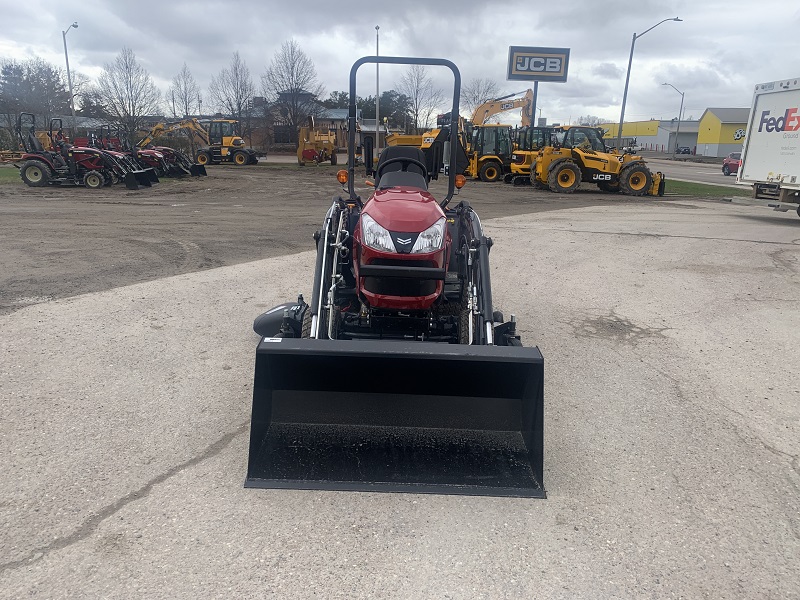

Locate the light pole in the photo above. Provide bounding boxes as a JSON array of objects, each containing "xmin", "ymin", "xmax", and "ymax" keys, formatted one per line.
[
  {"xmin": 615, "ymin": 17, "xmax": 682, "ymax": 151},
  {"xmin": 662, "ymin": 82, "xmax": 685, "ymax": 158},
  {"xmin": 375, "ymin": 25, "xmax": 380, "ymax": 160},
  {"xmin": 62, "ymin": 21, "xmax": 78, "ymax": 137}
]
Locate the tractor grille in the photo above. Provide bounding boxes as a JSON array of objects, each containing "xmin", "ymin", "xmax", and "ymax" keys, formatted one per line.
[{"xmin": 363, "ymin": 258, "xmax": 438, "ymax": 297}]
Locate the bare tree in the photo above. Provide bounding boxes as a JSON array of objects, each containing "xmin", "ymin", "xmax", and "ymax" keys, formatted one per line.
[
  {"xmin": 208, "ymin": 52, "xmax": 255, "ymax": 140},
  {"xmin": 461, "ymin": 77, "xmax": 500, "ymax": 121},
  {"xmin": 167, "ymin": 63, "xmax": 201, "ymax": 118},
  {"xmin": 576, "ymin": 115, "xmax": 604, "ymax": 127},
  {"xmin": 397, "ymin": 65, "xmax": 445, "ymax": 132},
  {"xmin": 97, "ymin": 47, "xmax": 162, "ymax": 142},
  {"xmin": 261, "ymin": 39, "xmax": 325, "ymax": 143}
]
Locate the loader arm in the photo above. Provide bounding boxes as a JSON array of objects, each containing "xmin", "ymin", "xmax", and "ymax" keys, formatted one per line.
[
  {"xmin": 137, "ymin": 118, "xmax": 211, "ymax": 148},
  {"xmin": 470, "ymin": 89, "xmax": 533, "ymax": 126}
]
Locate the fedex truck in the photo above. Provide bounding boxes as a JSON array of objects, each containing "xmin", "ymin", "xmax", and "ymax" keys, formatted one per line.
[{"xmin": 738, "ymin": 78, "xmax": 800, "ymax": 215}]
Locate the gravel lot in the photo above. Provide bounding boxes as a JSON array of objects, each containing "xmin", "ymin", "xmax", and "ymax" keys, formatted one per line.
[{"xmin": 1, "ymin": 165, "xmax": 798, "ymax": 598}]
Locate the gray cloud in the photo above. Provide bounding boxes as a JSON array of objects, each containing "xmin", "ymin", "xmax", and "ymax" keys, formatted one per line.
[{"xmin": 1, "ymin": 0, "xmax": 797, "ymax": 124}]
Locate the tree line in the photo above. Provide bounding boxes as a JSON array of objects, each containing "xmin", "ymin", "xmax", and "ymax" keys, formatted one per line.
[{"xmin": 0, "ymin": 39, "xmax": 504, "ymax": 150}]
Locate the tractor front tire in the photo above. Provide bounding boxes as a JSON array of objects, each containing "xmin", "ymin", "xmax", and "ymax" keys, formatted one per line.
[
  {"xmin": 479, "ymin": 161, "xmax": 502, "ymax": 182},
  {"xmin": 232, "ymin": 151, "xmax": 248, "ymax": 166},
  {"xmin": 83, "ymin": 171, "xmax": 104, "ymax": 189},
  {"xmin": 20, "ymin": 161, "xmax": 51, "ymax": 187},
  {"xmin": 722, "ymin": 165, "xmax": 731, "ymax": 176},
  {"xmin": 620, "ymin": 164, "xmax": 654, "ymax": 196},
  {"xmin": 547, "ymin": 161, "xmax": 581, "ymax": 193},
  {"xmin": 195, "ymin": 151, "xmax": 211, "ymax": 166},
  {"xmin": 330, "ymin": 152, "xmax": 338, "ymax": 166}
]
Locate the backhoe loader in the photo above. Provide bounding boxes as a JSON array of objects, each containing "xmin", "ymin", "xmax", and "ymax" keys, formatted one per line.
[
  {"xmin": 247, "ymin": 56, "xmax": 545, "ymax": 498},
  {"xmin": 531, "ymin": 125, "xmax": 665, "ymax": 196},
  {"xmin": 138, "ymin": 118, "xmax": 258, "ymax": 166}
]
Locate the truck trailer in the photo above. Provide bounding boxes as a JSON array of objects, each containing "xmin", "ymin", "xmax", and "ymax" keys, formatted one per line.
[{"xmin": 738, "ymin": 77, "xmax": 800, "ymax": 216}]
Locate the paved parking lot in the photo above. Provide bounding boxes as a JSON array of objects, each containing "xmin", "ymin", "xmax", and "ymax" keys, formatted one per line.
[{"xmin": 1, "ymin": 167, "xmax": 799, "ymax": 598}]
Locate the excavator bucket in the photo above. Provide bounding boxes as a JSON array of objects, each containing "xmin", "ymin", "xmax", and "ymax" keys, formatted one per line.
[
  {"xmin": 190, "ymin": 164, "xmax": 207, "ymax": 176},
  {"xmin": 246, "ymin": 338, "xmax": 545, "ymax": 498}
]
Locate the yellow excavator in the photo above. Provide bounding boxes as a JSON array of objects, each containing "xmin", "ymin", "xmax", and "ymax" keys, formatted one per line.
[
  {"xmin": 297, "ymin": 116, "xmax": 338, "ymax": 165},
  {"xmin": 530, "ymin": 125, "xmax": 665, "ymax": 196},
  {"xmin": 138, "ymin": 118, "xmax": 259, "ymax": 166},
  {"xmin": 504, "ymin": 125, "xmax": 554, "ymax": 185}
]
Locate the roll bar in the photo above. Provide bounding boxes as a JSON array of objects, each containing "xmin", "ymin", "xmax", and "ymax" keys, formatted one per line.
[{"xmin": 347, "ymin": 56, "xmax": 461, "ymax": 208}]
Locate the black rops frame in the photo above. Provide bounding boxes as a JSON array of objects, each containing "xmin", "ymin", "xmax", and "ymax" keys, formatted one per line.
[{"xmin": 347, "ymin": 56, "xmax": 461, "ymax": 208}]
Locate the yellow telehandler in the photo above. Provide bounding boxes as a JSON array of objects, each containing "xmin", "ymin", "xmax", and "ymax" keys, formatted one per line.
[{"xmin": 531, "ymin": 125, "xmax": 665, "ymax": 196}]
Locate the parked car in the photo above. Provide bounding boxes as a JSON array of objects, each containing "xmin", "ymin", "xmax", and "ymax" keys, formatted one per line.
[
  {"xmin": 676, "ymin": 146, "xmax": 692, "ymax": 155},
  {"xmin": 722, "ymin": 152, "xmax": 742, "ymax": 176}
]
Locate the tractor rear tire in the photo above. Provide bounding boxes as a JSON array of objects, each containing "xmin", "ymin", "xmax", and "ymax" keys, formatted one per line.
[
  {"xmin": 232, "ymin": 151, "xmax": 248, "ymax": 165},
  {"xmin": 20, "ymin": 160, "xmax": 51, "ymax": 187},
  {"xmin": 620, "ymin": 164, "xmax": 654, "ymax": 196},
  {"xmin": 547, "ymin": 161, "xmax": 581, "ymax": 193},
  {"xmin": 195, "ymin": 151, "xmax": 211, "ymax": 166},
  {"xmin": 83, "ymin": 171, "xmax": 104, "ymax": 189},
  {"xmin": 479, "ymin": 161, "xmax": 502, "ymax": 182}
]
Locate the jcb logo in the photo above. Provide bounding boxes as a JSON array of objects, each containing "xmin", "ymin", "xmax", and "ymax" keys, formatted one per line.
[
  {"xmin": 508, "ymin": 46, "xmax": 570, "ymax": 83},
  {"xmin": 592, "ymin": 174, "xmax": 612, "ymax": 181},
  {"xmin": 514, "ymin": 56, "xmax": 562, "ymax": 73}
]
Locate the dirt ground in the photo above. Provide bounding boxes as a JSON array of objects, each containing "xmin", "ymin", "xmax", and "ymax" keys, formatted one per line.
[{"xmin": 0, "ymin": 164, "xmax": 652, "ymax": 315}]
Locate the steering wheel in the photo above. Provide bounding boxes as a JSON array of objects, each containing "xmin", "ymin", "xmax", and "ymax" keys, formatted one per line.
[{"xmin": 376, "ymin": 156, "xmax": 427, "ymax": 179}]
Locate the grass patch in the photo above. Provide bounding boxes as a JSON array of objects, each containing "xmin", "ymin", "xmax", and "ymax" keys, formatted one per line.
[
  {"xmin": 0, "ymin": 166, "xmax": 20, "ymax": 184},
  {"xmin": 666, "ymin": 179, "xmax": 743, "ymax": 198}
]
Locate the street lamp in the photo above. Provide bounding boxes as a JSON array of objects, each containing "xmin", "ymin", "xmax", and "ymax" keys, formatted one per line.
[
  {"xmin": 662, "ymin": 82, "xmax": 685, "ymax": 158},
  {"xmin": 62, "ymin": 21, "xmax": 78, "ymax": 137},
  {"xmin": 375, "ymin": 25, "xmax": 380, "ymax": 159},
  {"xmin": 615, "ymin": 17, "xmax": 682, "ymax": 151}
]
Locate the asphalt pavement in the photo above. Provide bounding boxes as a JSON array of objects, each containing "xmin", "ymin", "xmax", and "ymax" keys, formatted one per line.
[{"xmin": 1, "ymin": 198, "xmax": 798, "ymax": 598}]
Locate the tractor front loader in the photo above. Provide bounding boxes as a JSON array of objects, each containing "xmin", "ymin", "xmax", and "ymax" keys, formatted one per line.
[{"xmin": 247, "ymin": 56, "xmax": 545, "ymax": 498}]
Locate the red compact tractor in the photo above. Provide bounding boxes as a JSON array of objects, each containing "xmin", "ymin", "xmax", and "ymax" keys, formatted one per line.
[
  {"xmin": 15, "ymin": 114, "xmax": 148, "ymax": 190},
  {"xmin": 248, "ymin": 57, "xmax": 546, "ymax": 498}
]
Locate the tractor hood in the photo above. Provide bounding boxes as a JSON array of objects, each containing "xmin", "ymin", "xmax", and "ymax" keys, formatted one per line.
[{"xmin": 362, "ymin": 187, "xmax": 444, "ymax": 233}]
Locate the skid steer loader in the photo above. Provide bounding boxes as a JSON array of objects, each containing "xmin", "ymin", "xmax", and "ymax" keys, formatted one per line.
[{"xmin": 247, "ymin": 56, "xmax": 545, "ymax": 498}]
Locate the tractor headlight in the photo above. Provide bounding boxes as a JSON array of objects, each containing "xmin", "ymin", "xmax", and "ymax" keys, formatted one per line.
[
  {"xmin": 361, "ymin": 214, "xmax": 396, "ymax": 253},
  {"xmin": 411, "ymin": 217, "xmax": 445, "ymax": 254}
]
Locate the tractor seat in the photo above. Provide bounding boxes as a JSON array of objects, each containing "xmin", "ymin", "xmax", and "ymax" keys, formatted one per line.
[{"xmin": 376, "ymin": 146, "xmax": 428, "ymax": 190}]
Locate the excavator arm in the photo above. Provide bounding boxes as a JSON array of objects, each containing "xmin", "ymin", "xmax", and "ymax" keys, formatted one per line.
[
  {"xmin": 470, "ymin": 89, "xmax": 533, "ymax": 126},
  {"xmin": 137, "ymin": 118, "xmax": 211, "ymax": 148}
]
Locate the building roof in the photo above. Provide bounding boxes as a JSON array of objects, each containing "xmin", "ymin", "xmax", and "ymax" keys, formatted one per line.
[
  {"xmin": 359, "ymin": 119, "xmax": 387, "ymax": 134},
  {"xmin": 702, "ymin": 108, "xmax": 750, "ymax": 123}
]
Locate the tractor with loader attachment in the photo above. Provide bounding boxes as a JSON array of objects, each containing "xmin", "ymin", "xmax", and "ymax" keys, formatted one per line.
[
  {"xmin": 531, "ymin": 125, "xmax": 665, "ymax": 196},
  {"xmin": 247, "ymin": 56, "xmax": 545, "ymax": 498}
]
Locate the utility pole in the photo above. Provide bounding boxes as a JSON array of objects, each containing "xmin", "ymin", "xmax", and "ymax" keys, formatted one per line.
[
  {"xmin": 375, "ymin": 25, "xmax": 380, "ymax": 160},
  {"xmin": 62, "ymin": 21, "xmax": 79, "ymax": 138}
]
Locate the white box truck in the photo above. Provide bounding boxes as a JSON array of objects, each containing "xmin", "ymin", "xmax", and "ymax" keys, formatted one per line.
[{"xmin": 738, "ymin": 77, "xmax": 800, "ymax": 216}]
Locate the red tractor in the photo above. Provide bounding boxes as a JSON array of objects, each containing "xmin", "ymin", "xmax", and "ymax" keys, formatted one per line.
[
  {"xmin": 247, "ymin": 56, "xmax": 546, "ymax": 498},
  {"xmin": 15, "ymin": 114, "xmax": 146, "ymax": 190}
]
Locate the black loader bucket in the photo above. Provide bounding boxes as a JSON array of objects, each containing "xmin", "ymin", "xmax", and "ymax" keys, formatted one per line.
[
  {"xmin": 190, "ymin": 163, "xmax": 207, "ymax": 176},
  {"xmin": 145, "ymin": 167, "xmax": 159, "ymax": 183},
  {"xmin": 246, "ymin": 338, "xmax": 545, "ymax": 498},
  {"xmin": 123, "ymin": 172, "xmax": 140, "ymax": 190},
  {"xmin": 132, "ymin": 169, "xmax": 152, "ymax": 187}
]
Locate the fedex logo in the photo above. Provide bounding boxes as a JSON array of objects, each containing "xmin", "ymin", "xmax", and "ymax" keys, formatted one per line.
[{"xmin": 758, "ymin": 108, "xmax": 800, "ymax": 132}]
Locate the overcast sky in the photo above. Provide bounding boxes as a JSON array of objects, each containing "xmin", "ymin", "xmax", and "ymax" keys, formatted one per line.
[{"xmin": 1, "ymin": 0, "xmax": 798, "ymax": 125}]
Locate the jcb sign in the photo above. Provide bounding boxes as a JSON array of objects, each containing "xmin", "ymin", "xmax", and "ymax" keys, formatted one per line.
[{"xmin": 507, "ymin": 46, "xmax": 570, "ymax": 83}]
